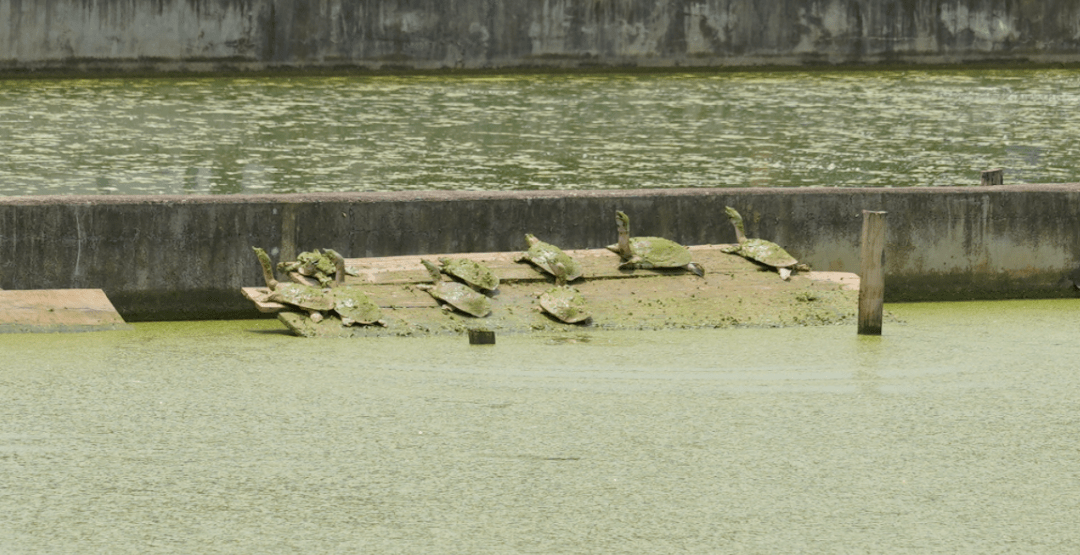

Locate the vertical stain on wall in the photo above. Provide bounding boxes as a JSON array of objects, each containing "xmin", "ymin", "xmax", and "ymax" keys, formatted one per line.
[{"xmin": 1, "ymin": 1, "xmax": 1080, "ymax": 71}]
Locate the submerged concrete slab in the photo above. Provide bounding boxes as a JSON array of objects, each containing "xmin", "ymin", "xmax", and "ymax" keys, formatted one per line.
[
  {"xmin": 243, "ymin": 245, "xmax": 864, "ymax": 338},
  {"xmin": 0, "ymin": 289, "xmax": 130, "ymax": 333}
]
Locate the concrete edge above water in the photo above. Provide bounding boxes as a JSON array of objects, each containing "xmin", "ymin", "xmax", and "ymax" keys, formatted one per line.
[{"xmin": 2, "ymin": 185, "xmax": 1079, "ymax": 321}]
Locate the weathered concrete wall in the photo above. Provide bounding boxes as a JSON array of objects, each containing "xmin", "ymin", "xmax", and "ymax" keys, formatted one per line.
[
  {"xmin": 1, "ymin": 186, "xmax": 1079, "ymax": 320},
  {"xmin": 3, "ymin": 0, "xmax": 1080, "ymax": 74}
]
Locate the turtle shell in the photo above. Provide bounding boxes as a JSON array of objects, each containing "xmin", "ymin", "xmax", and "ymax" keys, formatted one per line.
[
  {"xmin": 733, "ymin": 238, "xmax": 798, "ymax": 269},
  {"xmin": 438, "ymin": 257, "xmax": 500, "ymax": 291},
  {"xmin": 539, "ymin": 286, "xmax": 590, "ymax": 324},
  {"xmin": 267, "ymin": 283, "xmax": 334, "ymax": 312},
  {"xmin": 628, "ymin": 237, "xmax": 694, "ymax": 268},
  {"xmin": 518, "ymin": 235, "xmax": 583, "ymax": 281},
  {"xmin": 420, "ymin": 282, "xmax": 492, "ymax": 317},
  {"xmin": 331, "ymin": 287, "xmax": 385, "ymax": 326}
]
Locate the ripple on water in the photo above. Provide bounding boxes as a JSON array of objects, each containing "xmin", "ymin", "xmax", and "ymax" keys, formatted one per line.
[{"xmin": 3, "ymin": 69, "xmax": 1080, "ymax": 195}]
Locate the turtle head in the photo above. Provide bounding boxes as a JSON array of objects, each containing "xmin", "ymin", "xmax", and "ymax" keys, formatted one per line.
[
  {"xmin": 420, "ymin": 259, "xmax": 442, "ymax": 283},
  {"xmin": 323, "ymin": 248, "xmax": 346, "ymax": 287},
  {"xmin": 615, "ymin": 210, "xmax": 631, "ymax": 235},
  {"xmin": 524, "ymin": 233, "xmax": 539, "ymax": 246},
  {"xmin": 724, "ymin": 206, "xmax": 747, "ymax": 243}
]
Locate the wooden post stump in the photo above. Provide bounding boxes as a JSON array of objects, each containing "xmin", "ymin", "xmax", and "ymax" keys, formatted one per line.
[
  {"xmin": 980, "ymin": 168, "xmax": 1004, "ymax": 186},
  {"xmin": 468, "ymin": 328, "xmax": 496, "ymax": 345},
  {"xmin": 858, "ymin": 211, "xmax": 887, "ymax": 335}
]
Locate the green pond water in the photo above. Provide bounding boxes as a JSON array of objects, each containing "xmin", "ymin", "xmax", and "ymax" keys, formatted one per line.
[
  {"xmin": 2, "ymin": 299, "xmax": 1079, "ymax": 553},
  {"xmin": 2, "ymin": 69, "xmax": 1080, "ymax": 196}
]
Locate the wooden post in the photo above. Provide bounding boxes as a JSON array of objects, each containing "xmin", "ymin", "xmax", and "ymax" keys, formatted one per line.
[
  {"xmin": 468, "ymin": 328, "xmax": 496, "ymax": 345},
  {"xmin": 858, "ymin": 211, "xmax": 887, "ymax": 335},
  {"xmin": 980, "ymin": 168, "xmax": 1004, "ymax": 186}
]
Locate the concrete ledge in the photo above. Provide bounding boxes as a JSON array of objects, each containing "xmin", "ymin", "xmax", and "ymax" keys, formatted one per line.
[{"xmin": 2, "ymin": 185, "xmax": 1080, "ymax": 320}]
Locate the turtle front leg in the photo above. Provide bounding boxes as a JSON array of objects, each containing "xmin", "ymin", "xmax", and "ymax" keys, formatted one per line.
[
  {"xmin": 778, "ymin": 267, "xmax": 792, "ymax": 281},
  {"xmin": 617, "ymin": 256, "xmax": 643, "ymax": 271}
]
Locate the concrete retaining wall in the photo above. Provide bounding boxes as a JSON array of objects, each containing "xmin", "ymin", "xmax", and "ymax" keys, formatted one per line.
[
  {"xmin": 1, "ymin": 186, "xmax": 1079, "ymax": 321},
  {"xmin": 3, "ymin": 0, "xmax": 1080, "ymax": 74}
]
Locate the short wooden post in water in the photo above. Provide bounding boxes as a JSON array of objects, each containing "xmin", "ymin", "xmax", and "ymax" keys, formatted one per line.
[
  {"xmin": 980, "ymin": 168, "xmax": 1004, "ymax": 186},
  {"xmin": 858, "ymin": 211, "xmax": 887, "ymax": 335},
  {"xmin": 468, "ymin": 328, "xmax": 496, "ymax": 345}
]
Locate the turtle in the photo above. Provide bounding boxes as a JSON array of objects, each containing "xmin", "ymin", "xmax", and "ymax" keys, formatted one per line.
[
  {"xmin": 254, "ymin": 247, "xmax": 335, "ymax": 323},
  {"xmin": 416, "ymin": 259, "xmax": 492, "ymax": 317},
  {"xmin": 437, "ymin": 257, "xmax": 500, "ymax": 292},
  {"xmin": 323, "ymin": 249, "xmax": 386, "ymax": 326},
  {"xmin": 254, "ymin": 247, "xmax": 385, "ymax": 326},
  {"xmin": 278, "ymin": 249, "xmax": 338, "ymax": 287},
  {"xmin": 720, "ymin": 206, "xmax": 808, "ymax": 280},
  {"xmin": 538, "ymin": 262, "xmax": 591, "ymax": 324},
  {"xmin": 515, "ymin": 234, "xmax": 583, "ymax": 282},
  {"xmin": 606, "ymin": 210, "xmax": 704, "ymax": 276}
]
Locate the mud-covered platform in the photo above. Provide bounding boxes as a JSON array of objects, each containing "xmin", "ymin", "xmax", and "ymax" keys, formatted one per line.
[
  {"xmin": 243, "ymin": 245, "xmax": 860, "ymax": 338},
  {"xmin": 0, "ymin": 289, "xmax": 130, "ymax": 333}
]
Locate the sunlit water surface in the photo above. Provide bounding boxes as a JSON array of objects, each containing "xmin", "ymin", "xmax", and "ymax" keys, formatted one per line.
[
  {"xmin": 2, "ymin": 69, "xmax": 1080, "ymax": 195},
  {"xmin": 2, "ymin": 299, "xmax": 1079, "ymax": 553}
]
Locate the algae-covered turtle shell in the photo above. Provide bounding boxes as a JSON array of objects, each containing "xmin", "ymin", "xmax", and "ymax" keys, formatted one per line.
[
  {"xmin": 267, "ymin": 282, "xmax": 335, "ymax": 313},
  {"xmin": 721, "ymin": 206, "xmax": 804, "ymax": 280},
  {"xmin": 321, "ymin": 249, "xmax": 387, "ymax": 327},
  {"xmin": 539, "ymin": 285, "xmax": 590, "ymax": 323},
  {"xmin": 417, "ymin": 259, "xmax": 492, "ymax": 317},
  {"xmin": 606, "ymin": 211, "xmax": 704, "ymax": 277},
  {"xmin": 536, "ymin": 261, "xmax": 590, "ymax": 324},
  {"xmin": 330, "ymin": 287, "xmax": 386, "ymax": 326},
  {"xmin": 515, "ymin": 234, "xmax": 583, "ymax": 281},
  {"xmin": 438, "ymin": 257, "xmax": 500, "ymax": 292}
]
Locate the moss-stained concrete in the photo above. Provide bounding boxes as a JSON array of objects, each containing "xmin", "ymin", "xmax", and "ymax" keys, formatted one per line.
[
  {"xmin": 2, "ymin": 185, "xmax": 1080, "ymax": 320},
  {"xmin": 251, "ymin": 246, "xmax": 866, "ymax": 337},
  {"xmin": 6, "ymin": 1, "xmax": 1080, "ymax": 75}
]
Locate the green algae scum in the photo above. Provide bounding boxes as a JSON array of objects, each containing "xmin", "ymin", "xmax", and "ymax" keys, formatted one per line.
[{"xmin": 2, "ymin": 299, "xmax": 1079, "ymax": 553}]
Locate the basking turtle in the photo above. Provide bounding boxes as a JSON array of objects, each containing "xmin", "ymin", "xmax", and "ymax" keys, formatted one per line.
[
  {"xmin": 278, "ymin": 249, "xmax": 338, "ymax": 287},
  {"xmin": 323, "ymin": 249, "xmax": 386, "ymax": 327},
  {"xmin": 254, "ymin": 247, "xmax": 385, "ymax": 326},
  {"xmin": 254, "ymin": 247, "xmax": 335, "ymax": 323},
  {"xmin": 721, "ymin": 206, "xmax": 807, "ymax": 280},
  {"xmin": 515, "ymin": 234, "xmax": 583, "ymax": 282},
  {"xmin": 606, "ymin": 211, "xmax": 704, "ymax": 276},
  {"xmin": 417, "ymin": 259, "xmax": 491, "ymax": 317},
  {"xmin": 538, "ymin": 262, "xmax": 591, "ymax": 324},
  {"xmin": 437, "ymin": 257, "xmax": 500, "ymax": 292}
]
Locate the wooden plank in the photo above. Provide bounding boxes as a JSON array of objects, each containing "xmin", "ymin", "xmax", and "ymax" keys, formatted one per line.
[{"xmin": 0, "ymin": 289, "xmax": 130, "ymax": 333}]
